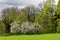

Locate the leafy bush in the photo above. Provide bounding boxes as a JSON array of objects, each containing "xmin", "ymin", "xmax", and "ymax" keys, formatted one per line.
[
  {"xmin": 57, "ymin": 19, "xmax": 60, "ymax": 33},
  {"xmin": 0, "ymin": 21, "xmax": 6, "ymax": 35},
  {"xmin": 21, "ymin": 22, "xmax": 42, "ymax": 34},
  {"xmin": 10, "ymin": 22, "xmax": 21, "ymax": 34}
]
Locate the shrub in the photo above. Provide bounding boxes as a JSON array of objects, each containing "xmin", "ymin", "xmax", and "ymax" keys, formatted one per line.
[
  {"xmin": 33, "ymin": 23, "xmax": 42, "ymax": 34},
  {"xmin": 57, "ymin": 19, "xmax": 60, "ymax": 33},
  {"xmin": 0, "ymin": 21, "xmax": 6, "ymax": 35},
  {"xmin": 21, "ymin": 22, "xmax": 42, "ymax": 34},
  {"xmin": 10, "ymin": 22, "xmax": 21, "ymax": 34},
  {"xmin": 21, "ymin": 22, "xmax": 30, "ymax": 34}
]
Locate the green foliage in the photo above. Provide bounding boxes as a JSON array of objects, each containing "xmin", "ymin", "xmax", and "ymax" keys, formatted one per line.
[
  {"xmin": 2, "ymin": 7, "xmax": 18, "ymax": 33},
  {"xmin": 22, "ymin": 5, "xmax": 36, "ymax": 22},
  {"xmin": 57, "ymin": 1, "xmax": 60, "ymax": 15},
  {"xmin": 29, "ymin": 14, "xmax": 35, "ymax": 22},
  {"xmin": 35, "ymin": 13, "xmax": 53, "ymax": 33},
  {"xmin": 0, "ymin": 21, "xmax": 6, "ymax": 35},
  {"xmin": 35, "ymin": 0, "xmax": 56, "ymax": 33},
  {"xmin": 56, "ymin": 0, "xmax": 60, "ymax": 33},
  {"xmin": 14, "ymin": 12, "xmax": 28, "ymax": 24},
  {"xmin": 57, "ymin": 19, "xmax": 60, "ymax": 32}
]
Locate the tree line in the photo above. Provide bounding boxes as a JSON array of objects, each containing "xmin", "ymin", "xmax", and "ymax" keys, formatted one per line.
[{"xmin": 0, "ymin": 0, "xmax": 60, "ymax": 35}]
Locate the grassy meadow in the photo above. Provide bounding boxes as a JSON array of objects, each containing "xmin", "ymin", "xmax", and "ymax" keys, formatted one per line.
[{"xmin": 0, "ymin": 33, "xmax": 60, "ymax": 40}]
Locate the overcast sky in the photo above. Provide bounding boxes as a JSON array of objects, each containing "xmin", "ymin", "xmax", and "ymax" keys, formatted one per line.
[{"xmin": 0, "ymin": 0, "xmax": 59, "ymax": 12}]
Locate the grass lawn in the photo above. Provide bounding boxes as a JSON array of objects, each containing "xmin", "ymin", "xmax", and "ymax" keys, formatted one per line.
[{"xmin": 0, "ymin": 33, "xmax": 60, "ymax": 40}]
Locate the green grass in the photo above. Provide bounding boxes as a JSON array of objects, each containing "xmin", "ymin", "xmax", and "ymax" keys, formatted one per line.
[{"xmin": 0, "ymin": 33, "xmax": 60, "ymax": 40}]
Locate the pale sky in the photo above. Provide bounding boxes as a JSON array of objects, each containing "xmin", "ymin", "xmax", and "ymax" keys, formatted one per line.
[
  {"xmin": 0, "ymin": 0, "xmax": 59, "ymax": 12},
  {"xmin": 0, "ymin": 0, "xmax": 44, "ymax": 11},
  {"xmin": 0, "ymin": 0, "xmax": 59, "ymax": 20}
]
